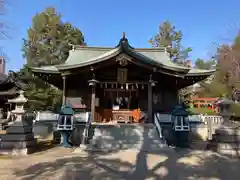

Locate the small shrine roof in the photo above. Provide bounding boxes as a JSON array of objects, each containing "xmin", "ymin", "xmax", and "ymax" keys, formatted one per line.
[
  {"xmin": 0, "ymin": 71, "xmax": 27, "ymax": 90},
  {"xmin": 8, "ymin": 90, "xmax": 28, "ymax": 103}
]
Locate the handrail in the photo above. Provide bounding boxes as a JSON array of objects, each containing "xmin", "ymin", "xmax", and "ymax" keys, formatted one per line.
[
  {"xmin": 82, "ymin": 112, "xmax": 91, "ymax": 144},
  {"xmin": 154, "ymin": 113, "xmax": 164, "ymax": 139}
]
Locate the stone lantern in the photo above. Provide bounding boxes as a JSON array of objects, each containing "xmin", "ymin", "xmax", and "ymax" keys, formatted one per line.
[
  {"xmin": 215, "ymin": 98, "xmax": 234, "ymax": 124},
  {"xmin": 82, "ymin": 78, "xmax": 98, "ymax": 144},
  {"xmin": 171, "ymin": 104, "xmax": 191, "ymax": 147},
  {"xmin": 0, "ymin": 91, "xmax": 36, "ymax": 155},
  {"xmin": 57, "ymin": 104, "xmax": 74, "ymax": 148},
  {"xmin": 8, "ymin": 90, "xmax": 28, "ymax": 122}
]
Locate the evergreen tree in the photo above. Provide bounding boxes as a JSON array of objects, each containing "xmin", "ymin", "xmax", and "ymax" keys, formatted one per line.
[
  {"xmin": 195, "ymin": 58, "xmax": 216, "ymax": 70},
  {"xmin": 20, "ymin": 7, "xmax": 86, "ymax": 111},
  {"xmin": 149, "ymin": 21, "xmax": 192, "ymax": 64},
  {"xmin": 22, "ymin": 7, "xmax": 85, "ymax": 67}
]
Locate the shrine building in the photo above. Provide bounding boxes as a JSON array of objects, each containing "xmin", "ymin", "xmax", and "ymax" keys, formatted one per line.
[{"xmin": 31, "ymin": 34, "xmax": 215, "ymax": 123}]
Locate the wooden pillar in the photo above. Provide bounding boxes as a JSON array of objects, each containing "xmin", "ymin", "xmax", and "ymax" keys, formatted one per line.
[
  {"xmin": 90, "ymin": 85, "xmax": 96, "ymax": 122},
  {"xmin": 62, "ymin": 75, "xmax": 66, "ymax": 105},
  {"xmin": 148, "ymin": 83, "xmax": 153, "ymax": 123},
  {"xmin": 88, "ymin": 78, "xmax": 98, "ymax": 122}
]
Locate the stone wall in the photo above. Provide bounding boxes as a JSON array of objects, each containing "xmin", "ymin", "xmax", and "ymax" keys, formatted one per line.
[
  {"xmin": 33, "ymin": 122, "xmax": 166, "ymax": 151},
  {"xmin": 160, "ymin": 123, "xmax": 223, "ymax": 149},
  {"xmin": 155, "ymin": 114, "xmax": 224, "ymax": 139},
  {"xmin": 155, "ymin": 113, "xmax": 240, "ymax": 155},
  {"xmin": 33, "ymin": 121, "xmax": 57, "ymax": 141},
  {"xmin": 32, "ymin": 117, "xmax": 223, "ymax": 147}
]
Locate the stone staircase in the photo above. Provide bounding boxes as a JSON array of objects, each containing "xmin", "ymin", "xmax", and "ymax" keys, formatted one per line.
[{"xmin": 77, "ymin": 123, "xmax": 167, "ymax": 152}]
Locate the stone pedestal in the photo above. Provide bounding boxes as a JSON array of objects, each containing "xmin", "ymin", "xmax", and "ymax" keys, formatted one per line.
[
  {"xmin": 0, "ymin": 117, "xmax": 36, "ymax": 156},
  {"xmin": 211, "ymin": 123, "xmax": 240, "ymax": 157}
]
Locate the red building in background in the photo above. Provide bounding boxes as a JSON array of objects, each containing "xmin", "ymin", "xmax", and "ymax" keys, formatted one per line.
[{"xmin": 190, "ymin": 97, "xmax": 219, "ymax": 113}]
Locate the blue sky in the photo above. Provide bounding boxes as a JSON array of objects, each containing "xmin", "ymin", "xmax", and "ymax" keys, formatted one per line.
[{"xmin": 1, "ymin": 0, "xmax": 240, "ymax": 72}]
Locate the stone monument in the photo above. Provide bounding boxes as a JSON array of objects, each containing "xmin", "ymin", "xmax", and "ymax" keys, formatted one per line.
[
  {"xmin": 211, "ymin": 99, "xmax": 240, "ymax": 156},
  {"xmin": 0, "ymin": 91, "xmax": 36, "ymax": 156}
]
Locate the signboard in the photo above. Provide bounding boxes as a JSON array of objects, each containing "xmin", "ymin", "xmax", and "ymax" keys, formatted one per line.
[{"xmin": 74, "ymin": 112, "xmax": 90, "ymax": 122}]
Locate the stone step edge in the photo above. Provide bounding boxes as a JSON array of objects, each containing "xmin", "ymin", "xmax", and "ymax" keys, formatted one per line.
[{"xmin": 73, "ymin": 145, "xmax": 171, "ymax": 154}]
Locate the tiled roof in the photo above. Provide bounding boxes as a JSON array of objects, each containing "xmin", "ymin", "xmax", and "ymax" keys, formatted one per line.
[{"xmin": 31, "ymin": 36, "xmax": 215, "ymax": 77}]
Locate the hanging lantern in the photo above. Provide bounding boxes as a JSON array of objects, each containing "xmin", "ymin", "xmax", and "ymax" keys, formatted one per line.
[
  {"xmin": 141, "ymin": 84, "xmax": 144, "ymax": 90},
  {"xmin": 121, "ymin": 84, "xmax": 123, "ymax": 89},
  {"xmin": 126, "ymin": 83, "xmax": 129, "ymax": 90},
  {"xmin": 136, "ymin": 83, "xmax": 138, "ymax": 89}
]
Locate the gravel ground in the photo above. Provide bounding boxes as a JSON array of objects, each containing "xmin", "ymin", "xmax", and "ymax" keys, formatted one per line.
[{"xmin": 0, "ymin": 147, "xmax": 239, "ymax": 180}]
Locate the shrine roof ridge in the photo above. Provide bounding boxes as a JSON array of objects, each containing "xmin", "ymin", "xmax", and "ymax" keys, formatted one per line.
[{"xmin": 71, "ymin": 45, "xmax": 167, "ymax": 52}]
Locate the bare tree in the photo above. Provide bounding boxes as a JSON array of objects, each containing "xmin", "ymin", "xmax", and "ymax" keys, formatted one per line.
[
  {"xmin": 0, "ymin": 0, "xmax": 8, "ymax": 39},
  {"xmin": 194, "ymin": 21, "xmax": 240, "ymax": 99}
]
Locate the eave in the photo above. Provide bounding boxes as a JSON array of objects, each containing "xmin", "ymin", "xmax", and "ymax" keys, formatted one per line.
[
  {"xmin": 177, "ymin": 71, "xmax": 215, "ymax": 89},
  {"xmin": 31, "ymin": 66, "xmax": 60, "ymax": 74},
  {"xmin": 185, "ymin": 69, "xmax": 216, "ymax": 76},
  {"xmin": 0, "ymin": 90, "xmax": 21, "ymax": 96}
]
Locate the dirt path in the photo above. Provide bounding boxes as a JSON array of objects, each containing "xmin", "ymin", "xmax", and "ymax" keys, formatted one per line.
[{"xmin": 0, "ymin": 147, "xmax": 239, "ymax": 180}]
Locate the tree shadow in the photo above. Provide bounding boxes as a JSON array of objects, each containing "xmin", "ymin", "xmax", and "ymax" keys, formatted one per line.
[
  {"xmin": 34, "ymin": 140, "xmax": 56, "ymax": 153},
  {"xmin": 13, "ymin": 124, "xmax": 240, "ymax": 180}
]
